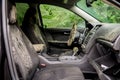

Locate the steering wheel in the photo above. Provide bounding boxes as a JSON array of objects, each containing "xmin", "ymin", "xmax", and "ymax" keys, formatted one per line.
[{"xmin": 67, "ymin": 24, "xmax": 77, "ymax": 46}]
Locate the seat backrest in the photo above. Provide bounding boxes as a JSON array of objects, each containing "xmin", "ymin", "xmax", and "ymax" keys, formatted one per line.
[
  {"xmin": 21, "ymin": 6, "xmax": 48, "ymax": 49},
  {"xmin": 9, "ymin": 4, "xmax": 39, "ymax": 80}
]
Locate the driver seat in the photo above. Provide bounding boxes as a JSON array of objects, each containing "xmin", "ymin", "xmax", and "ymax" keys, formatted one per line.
[{"xmin": 21, "ymin": 4, "xmax": 74, "ymax": 58}]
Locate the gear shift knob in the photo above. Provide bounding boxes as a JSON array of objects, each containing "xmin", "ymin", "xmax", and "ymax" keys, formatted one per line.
[{"xmin": 72, "ymin": 47, "xmax": 78, "ymax": 56}]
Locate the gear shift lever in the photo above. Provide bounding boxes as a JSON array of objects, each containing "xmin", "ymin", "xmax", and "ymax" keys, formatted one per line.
[{"xmin": 72, "ymin": 47, "xmax": 78, "ymax": 56}]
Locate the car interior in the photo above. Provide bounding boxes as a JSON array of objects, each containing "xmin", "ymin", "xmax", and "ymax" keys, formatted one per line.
[
  {"xmin": 21, "ymin": 4, "xmax": 83, "ymax": 60},
  {"xmin": 6, "ymin": 0, "xmax": 120, "ymax": 80}
]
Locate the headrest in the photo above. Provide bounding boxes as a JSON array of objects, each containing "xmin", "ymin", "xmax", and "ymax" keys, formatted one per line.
[{"xmin": 9, "ymin": 5, "xmax": 17, "ymax": 24}]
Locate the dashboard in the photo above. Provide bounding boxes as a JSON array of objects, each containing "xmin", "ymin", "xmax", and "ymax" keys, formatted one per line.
[{"xmin": 81, "ymin": 23, "xmax": 120, "ymax": 53}]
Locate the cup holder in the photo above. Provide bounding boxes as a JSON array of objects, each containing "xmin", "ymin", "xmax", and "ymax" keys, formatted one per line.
[{"xmin": 59, "ymin": 56, "xmax": 80, "ymax": 62}]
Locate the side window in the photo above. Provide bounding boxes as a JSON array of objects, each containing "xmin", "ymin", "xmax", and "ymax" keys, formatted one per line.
[
  {"xmin": 16, "ymin": 3, "xmax": 29, "ymax": 26},
  {"xmin": 40, "ymin": 4, "xmax": 85, "ymax": 29}
]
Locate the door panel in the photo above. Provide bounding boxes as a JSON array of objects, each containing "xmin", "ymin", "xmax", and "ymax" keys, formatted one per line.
[
  {"xmin": 45, "ymin": 28, "xmax": 85, "ymax": 41},
  {"xmin": 45, "ymin": 28, "xmax": 71, "ymax": 41},
  {"xmin": 40, "ymin": 4, "xmax": 85, "ymax": 48}
]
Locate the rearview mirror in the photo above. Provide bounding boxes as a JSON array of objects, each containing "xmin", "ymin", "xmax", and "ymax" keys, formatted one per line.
[{"xmin": 86, "ymin": 0, "xmax": 97, "ymax": 7}]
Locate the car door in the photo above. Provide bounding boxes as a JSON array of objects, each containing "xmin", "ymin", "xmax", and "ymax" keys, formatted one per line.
[{"xmin": 39, "ymin": 4, "xmax": 86, "ymax": 47}]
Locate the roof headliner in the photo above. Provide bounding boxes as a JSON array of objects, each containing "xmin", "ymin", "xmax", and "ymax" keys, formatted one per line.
[{"xmin": 15, "ymin": 0, "xmax": 79, "ymax": 6}]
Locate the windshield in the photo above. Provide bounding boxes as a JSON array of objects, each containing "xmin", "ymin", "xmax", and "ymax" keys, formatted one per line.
[{"xmin": 77, "ymin": 0, "xmax": 120, "ymax": 23}]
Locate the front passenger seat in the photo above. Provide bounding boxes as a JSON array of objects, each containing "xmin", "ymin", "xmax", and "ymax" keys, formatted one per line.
[
  {"xmin": 21, "ymin": 4, "xmax": 73, "ymax": 58},
  {"xmin": 9, "ymin": 4, "xmax": 85, "ymax": 80}
]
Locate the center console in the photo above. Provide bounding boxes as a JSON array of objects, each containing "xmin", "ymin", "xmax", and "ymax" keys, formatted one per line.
[
  {"xmin": 59, "ymin": 56, "xmax": 80, "ymax": 62},
  {"xmin": 81, "ymin": 25, "xmax": 101, "ymax": 52},
  {"xmin": 58, "ymin": 47, "xmax": 82, "ymax": 62}
]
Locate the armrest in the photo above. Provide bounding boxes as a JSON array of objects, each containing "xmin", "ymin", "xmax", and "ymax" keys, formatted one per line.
[
  {"xmin": 33, "ymin": 44, "xmax": 45, "ymax": 52},
  {"xmin": 48, "ymin": 40, "xmax": 68, "ymax": 48}
]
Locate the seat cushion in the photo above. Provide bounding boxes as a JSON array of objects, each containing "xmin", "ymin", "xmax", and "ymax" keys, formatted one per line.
[{"xmin": 33, "ymin": 67, "xmax": 84, "ymax": 80}]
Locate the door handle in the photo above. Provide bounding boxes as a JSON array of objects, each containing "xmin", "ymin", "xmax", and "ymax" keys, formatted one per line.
[{"xmin": 64, "ymin": 32, "xmax": 69, "ymax": 35}]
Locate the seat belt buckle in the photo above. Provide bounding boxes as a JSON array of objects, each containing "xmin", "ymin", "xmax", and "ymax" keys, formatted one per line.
[{"xmin": 40, "ymin": 63, "xmax": 46, "ymax": 68}]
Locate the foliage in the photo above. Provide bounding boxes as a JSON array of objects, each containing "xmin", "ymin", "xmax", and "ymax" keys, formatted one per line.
[
  {"xmin": 91, "ymin": 0, "xmax": 120, "ymax": 23},
  {"xmin": 16, "ymin": 3, "xmax": 29, "ymax": 25},
  {"xmin": 40, "ymin": 5, "xmax": 83, "ymax": 28},
  {"xmin": 16, "ymin": 0, "xmax": 120, "ymax": 27},
  {"xmin": 77, "ymin": 0, "xmax": 120, "ymax": 23}
]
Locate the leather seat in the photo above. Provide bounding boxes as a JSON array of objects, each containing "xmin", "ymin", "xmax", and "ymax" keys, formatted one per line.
[
  {"xmin": 10, "ymin": 22, "xmax": 84, "ymax": 80},
  {"xmin": 21, "ymin": 5, "xmax": 73, "ymax": 58},
  {"xmin": 33, "ymin": 67, "xmax": 84, "ymax": 80},
  {"xmin": 9, "ymin": 4, "xmax": 85, "ymax": 80}
]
